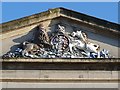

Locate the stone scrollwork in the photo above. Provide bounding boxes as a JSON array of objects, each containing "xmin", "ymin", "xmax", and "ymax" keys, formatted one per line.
[{"xmin": 2, "ymin": 24, "xmax": 113, "ymax": 59}]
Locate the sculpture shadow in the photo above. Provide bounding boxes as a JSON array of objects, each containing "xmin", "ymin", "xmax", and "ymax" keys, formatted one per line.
[{"xmin": 9, "ymin": 26, "xmax": 38, "ymax": 52}]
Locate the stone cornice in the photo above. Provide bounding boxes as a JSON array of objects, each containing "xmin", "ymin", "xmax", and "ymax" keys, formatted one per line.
[
  {"xmin": 0, "ymin": 7, "xmax": 120, "ymax": 36},
  {"xmin": 2, "ymin": 58, "xmax": 120, "ymax": 63},
  {"xmin": 0, "ymin": 8, "xmax": 61, "ymax": 34}
]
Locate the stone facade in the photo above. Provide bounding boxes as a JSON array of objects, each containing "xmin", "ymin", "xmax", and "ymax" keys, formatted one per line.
[{"xmin": 0, "ymin": 7, "xmax": 120, "ymax": 88}]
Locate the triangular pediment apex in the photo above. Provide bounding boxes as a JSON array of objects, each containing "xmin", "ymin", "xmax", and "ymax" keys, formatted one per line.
[{"xmin": 1, "ymin": 7, "xmax": 119, "ymax": 34}]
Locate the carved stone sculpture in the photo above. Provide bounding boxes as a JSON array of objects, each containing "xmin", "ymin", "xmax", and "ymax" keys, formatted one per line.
[
  {"xmin": 22, "ymin": 41, "xmax": 40, "ymax": 57},
  {"xmin": 69, "ymin": 30, "xmax": 100, "ymax": 56},
  {"xmin": 51, "ymin": 34, "xmax": 69, "ymax": 56},
  {"xmin": 57, "ymin": 24, "xmax": 66, "ymax": 34},
  {"xmin": 2, "ymin": 24, "xmax": 112, "ymax": 59},
  {"xmin": 71, "ymin": 30, "xmax": 88, "ymax": 43},
  {"xmin": 34, "ymin": 24, "xmax": 50, "ymax": 48}
]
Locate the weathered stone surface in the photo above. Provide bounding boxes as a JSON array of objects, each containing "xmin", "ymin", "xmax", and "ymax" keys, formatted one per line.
[
  {"xmin": 0, "ymin": 7, "xmax": 120, "ymax": 86},
  {"xmin": 2, "ymin": 59, "xmax": 120, "ymax": 70},
  {"xmin": 1, "ymin": 16, "xmax": 120, "ymax": 58}
]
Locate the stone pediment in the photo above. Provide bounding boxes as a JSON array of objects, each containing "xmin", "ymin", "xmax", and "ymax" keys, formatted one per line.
[
  {"xmin": 0, "ymin": 7, "xmax": 120, "ymax": 59},
  {"xmin": 1, "ymin": 7, "xmax": 120, "ymax": 34}
]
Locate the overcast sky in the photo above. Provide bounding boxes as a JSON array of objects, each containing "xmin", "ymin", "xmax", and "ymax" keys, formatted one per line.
[{"xmin": 1, "ymin": 2, "xmax": 118, "ymax": 24}]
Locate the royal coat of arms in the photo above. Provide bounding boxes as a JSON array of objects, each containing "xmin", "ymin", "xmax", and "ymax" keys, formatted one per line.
[{"xmin": 2, "ymin": 24, "xmax": 113, "ymax": 59}]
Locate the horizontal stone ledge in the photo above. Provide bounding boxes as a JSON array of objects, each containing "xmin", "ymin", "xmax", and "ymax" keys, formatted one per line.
[
  {"xmin": 1, "ymin": 78, "xmax": 119, "ymax": 83},
  {"xmin": 2, "ymin": 58, "xmax": 120, "ymax": 63}
]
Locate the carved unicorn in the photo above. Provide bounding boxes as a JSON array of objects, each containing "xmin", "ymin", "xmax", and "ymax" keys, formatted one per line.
[
  {"xmin": 71, "ymin": 30, "xmax": 88, "ymax": 43},
  {"xmin": 69, "ymin": 30, "xmax": 100, "ymax": 56}
]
